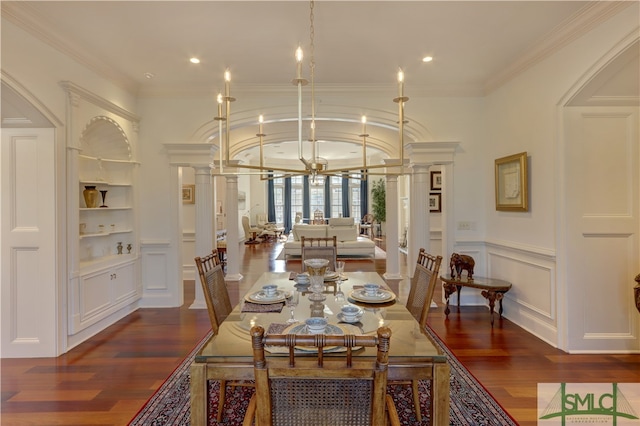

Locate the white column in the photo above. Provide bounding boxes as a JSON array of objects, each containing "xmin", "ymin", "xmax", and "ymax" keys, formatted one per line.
[
  {"xmin": 224, "ymin": 174, "xmax": 243, "ymax": 281},
  {"xmin": 190, "ymin": 166, "xmax": 213, "ymax": 309},
  {"xmin": 408, "ymin": 163, "xmax": 431, "ymax": 274},
  {"xmin": 383, "ymin": 173, "xmax": 401, "ymax": 279},
  {"xmin": 441, "ymin": 162, "xmax": 455, "ymax": 264}
]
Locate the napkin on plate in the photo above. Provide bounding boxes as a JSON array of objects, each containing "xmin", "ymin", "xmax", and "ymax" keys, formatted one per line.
[{"xmin": 241, "ymin": 301, "xmax": 284, "ymax": 313}]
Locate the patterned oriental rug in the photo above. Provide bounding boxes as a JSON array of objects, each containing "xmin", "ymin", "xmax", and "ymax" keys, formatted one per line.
[{"xmin": 129, "ymin": 326, "xmax": 518, "ymax": 425}]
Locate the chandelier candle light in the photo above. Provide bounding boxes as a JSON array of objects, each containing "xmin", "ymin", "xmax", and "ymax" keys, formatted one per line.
[{"xmin": 214, "ymin": 0, "xmax": 408, "ymax": 180}]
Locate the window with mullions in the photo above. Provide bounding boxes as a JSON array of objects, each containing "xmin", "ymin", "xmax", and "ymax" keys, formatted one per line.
[
  {"xmin": 330, "ymin": 176, "xmax": 342, "ymax": 217},
  {"xmin": 351, "ymin": 173, "xmax": 362, "ymax": 219},
  {"xmin": 290, "ymin": 176, "xmax": 303, "ymax": 224},
  {"xmin": 309, "ymin": 184, "xmax": 324, "ymax": 218},
  {"xmin": 272, "ymin": 173, "xmax": 362, "ymax": 223},
  {"xmin": 273, "ymin": 177, "xmax": 285, "ymax": 224}
]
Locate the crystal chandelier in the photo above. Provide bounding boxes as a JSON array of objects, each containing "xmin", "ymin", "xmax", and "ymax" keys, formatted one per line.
[{"xmin": 214, "ymin": 0, "xmax": 408, "ymax": 180}]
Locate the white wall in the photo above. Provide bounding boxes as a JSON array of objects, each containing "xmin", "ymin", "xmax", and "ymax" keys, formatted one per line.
[
  {"xmin": 1, "ymin": 19, "xmax": 139, "ymax": 355},
  {"xmin": 481, "ymin": 5, "xmax": 639, "ymax": 349}
]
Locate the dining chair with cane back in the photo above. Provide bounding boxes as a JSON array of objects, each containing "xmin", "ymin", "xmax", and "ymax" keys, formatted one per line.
[
  {"xmin": 300, "ymin": 235, "xmax": 338, "ymax": 272},
  {"xmin": 398, "ymin": 248, "xmax": 443, "ymax": 422},
  {"xmin": 194, "ymin": 251, "xmax": 251, "ymax": 422},
  {"xmin": 242, "ymin": 325, "xmax": 400, "ymax": 426}
]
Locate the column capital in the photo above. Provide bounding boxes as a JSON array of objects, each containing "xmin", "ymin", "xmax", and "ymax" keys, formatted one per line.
[
  {"xmin": 382, "ymin": 159, "xmax": 403, "ymax": 176},
  {"xmin": 164, "ymin": 142, "xmax": 218, "ymax": 168},
  {"xmin": 405, "ymin": 141, "xmax": 460, "ymax": 166}
]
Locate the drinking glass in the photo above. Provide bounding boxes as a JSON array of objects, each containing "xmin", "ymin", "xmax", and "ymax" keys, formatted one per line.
[
  {"xmin": 285, "ymin": 291, "xmax": 299, "ymax": 323},
  {"xmin": 335, "ymin": 261, "xmax": 346, "ymax": 302}
]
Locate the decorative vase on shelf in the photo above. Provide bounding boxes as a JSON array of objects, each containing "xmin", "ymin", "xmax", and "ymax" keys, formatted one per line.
[
  {"xmin": 99, "ymin": 190, "xmax": 108, "ymax": 208},
  {"xmin": 83, "ymin": 186, "xmax": 99, "ymax": 208}
]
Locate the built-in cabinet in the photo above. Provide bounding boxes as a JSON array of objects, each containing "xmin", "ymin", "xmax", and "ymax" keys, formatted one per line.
[{"xmin": 62, "ymin": 82, "xmax": 141, "ymax": 341}]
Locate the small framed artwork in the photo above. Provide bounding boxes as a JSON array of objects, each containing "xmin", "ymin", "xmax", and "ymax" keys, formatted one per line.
[
  {"xmin": 182, "ymin": 184, "xmax": 195, "ymax": 204},
  {"xmin": 429, "ymin": 192, "xmax": 441, "ymax": 213},
  {"xmin": 495, "ymin": 152, "xmax": 528, "ymax": 211},
  {"xmin": 430, "ymin": 171, "xmax": 442, "ymax": 190}
]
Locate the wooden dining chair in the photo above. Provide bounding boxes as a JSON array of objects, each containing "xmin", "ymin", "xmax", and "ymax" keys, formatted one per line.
[
  {"xmin": 242, "ymin": 325, "xmax": 400, "ymax": 426},
  {"xmin": 300, "ymin": 235, "xmax": 338, "ymax": 272},
  {"xmin": 400, "ymin": 248, "xmax": 443, "ymax": 422},
  {"xmin": 195, "ymin": 250, "xmax": 231, "ymax": 335},
  {"xmin": 194, "ymin": 251, "xmax": 251, "ymax": 422}
]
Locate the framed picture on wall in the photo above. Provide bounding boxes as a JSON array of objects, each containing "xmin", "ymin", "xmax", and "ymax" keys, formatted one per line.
[
  {"xmin": 182, "ymin": 184, "xmax": 195, "ymax": 204},
  {"xmin": 430, "ymin": 171, "xmax": 442, "ymax": 190},
  {"xmin": 429, "ymin": 193, "xmax": 441, "ymax": 213},
  {"xmin": 495, "ymin": 152, "xmax": 528, "ymax": 211}
]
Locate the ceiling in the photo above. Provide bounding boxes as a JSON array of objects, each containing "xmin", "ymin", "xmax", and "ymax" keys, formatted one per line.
[{"xmin": 2, "ymin": 1, "xmax": 637, "ymax": 165}]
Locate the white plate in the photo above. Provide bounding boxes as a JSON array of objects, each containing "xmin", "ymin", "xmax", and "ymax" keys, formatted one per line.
[
  {"xmin": 285, "ymin": 322, "xmax": 344, "ymax": 336},
  {"xmin": 337, "ymin": 312, "xmax": 363, "ymax": 324},
  {"xmin": 349, "ymin": 289, "xmax": 396, "ymax": 303},
  {"xmin": 245, "ymin": 289, "xmax": 286, "ymax": 304}
]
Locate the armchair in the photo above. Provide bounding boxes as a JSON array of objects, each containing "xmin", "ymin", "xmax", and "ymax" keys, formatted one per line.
[
  {"xmin": 360, "ymin": 213, "xmax": 374, "ymax": 238},
  {"xmin": 242, "ymin": 215, "xmax": 262, "ymax": 244}
]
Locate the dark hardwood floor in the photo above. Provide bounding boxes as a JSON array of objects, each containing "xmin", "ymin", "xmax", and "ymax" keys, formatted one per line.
[{"xmin": 2, "ymin": 238, "xmax": 639, "ymax": 425}]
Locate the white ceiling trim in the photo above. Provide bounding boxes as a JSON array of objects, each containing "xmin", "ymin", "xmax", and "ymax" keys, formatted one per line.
[{"xmin": 485, "ymin": 1, "xmax": 634, "ymax": 94}]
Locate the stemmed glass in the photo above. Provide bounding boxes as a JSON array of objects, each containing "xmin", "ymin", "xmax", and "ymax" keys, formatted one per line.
[
  {"xmin": 335, "ymin": 261, "xmax": 345, "ymax": 302},
  {"xmin": 285, "ymin": 290, "xmax": 299, "ymax": 323}
]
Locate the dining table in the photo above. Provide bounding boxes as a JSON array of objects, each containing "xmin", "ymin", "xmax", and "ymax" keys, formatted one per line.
[{"xmin": 189, "ymin": 271, "xmax": 450, "ymax": 426}]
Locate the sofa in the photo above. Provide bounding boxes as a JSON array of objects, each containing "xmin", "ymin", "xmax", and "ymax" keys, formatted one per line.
[{"xmin": 283, "ymin": 217, "xmax": 376, "ymax": 259}]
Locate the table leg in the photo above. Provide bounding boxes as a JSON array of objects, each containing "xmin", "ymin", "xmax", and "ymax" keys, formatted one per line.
[
  {"xmin": 189, "ymin": 363, "xmax": 207, "ymax": 426},
  {"xmin": 498, "ymin": 293, "xmax": 505, "ymax": 316},
  {"xmin": 431, "ymin": 361, "xmax": 451, "ymax": 426},
  {"xmin": 481, "ymin": 290, "xmax": 505, "ymax": 327},
  {"xmin": 442, "ymin": 282, "xmax": 458, "ymax": 317},
  {"xmin": 456, "ymin": 285, "xmax": 462, "ymax": 307}
]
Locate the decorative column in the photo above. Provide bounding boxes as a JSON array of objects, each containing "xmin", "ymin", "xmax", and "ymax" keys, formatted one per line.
[
  {"xmin": 190, "ymin": 166, "xmax": 214, "ymax": 309},
  {"xmin": 405, "ymin": 142, "xmax": 459, "ymax": 277},
  {"xmin": 224, "ymin": 169, "xmax": 242, "ymax": 281},
  {"xmin": 408, "ymin": 163, "xmax": 431, "ymax": 273},
  {"xmin": 383, "ymin": 163, "xmax": 401, "ymax": 280}
]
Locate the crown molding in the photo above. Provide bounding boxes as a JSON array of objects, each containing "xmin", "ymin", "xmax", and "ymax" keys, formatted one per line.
[
  {"xmin": 484, "ymin": 1, "xmax": 634, "ymax": 94},
  {"xmin": 2, "ymin": 2, "xmax": 140, "ymax": 95}
]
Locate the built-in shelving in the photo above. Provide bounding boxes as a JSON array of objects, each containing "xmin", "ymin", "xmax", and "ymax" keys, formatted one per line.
[{"xmin": 69, "ymin": 113, "xmax": 141, "ymax": 335}]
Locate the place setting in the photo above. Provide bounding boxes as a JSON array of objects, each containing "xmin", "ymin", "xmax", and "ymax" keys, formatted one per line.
[
  {"xmin": 348, "ymin": 282, "xmax": 396, "ymax": 306},
  {"xmin": 241, "ymin": 284, "xmax": 286, "ymax": 313}
]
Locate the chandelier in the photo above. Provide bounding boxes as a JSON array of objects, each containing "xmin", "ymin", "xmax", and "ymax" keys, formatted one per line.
[{"xmin": 214, "ymin": 0, "xmax": 408, "ymax": 180}]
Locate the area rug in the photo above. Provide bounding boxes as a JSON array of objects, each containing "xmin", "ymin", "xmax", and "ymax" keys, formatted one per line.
[{"xmin": 129, "ymin": 326, "xmax": 517, "ymax": 425}]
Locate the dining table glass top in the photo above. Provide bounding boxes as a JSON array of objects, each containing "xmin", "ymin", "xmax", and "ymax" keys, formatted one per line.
[{"xmin": 196, "ymin": 271, "xmax": 445, "ymax": 362}]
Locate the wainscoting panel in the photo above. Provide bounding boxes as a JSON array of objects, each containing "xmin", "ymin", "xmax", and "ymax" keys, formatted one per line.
[
  {"xmin": 485, "ymin": 240, "xmax": 558, "ymax": 346},
  {"xmin": 139, "ymin": 239, "xmax": 182, "ymax": 307}
]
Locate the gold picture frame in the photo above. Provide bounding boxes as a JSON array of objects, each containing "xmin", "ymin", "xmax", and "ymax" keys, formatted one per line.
[
  {"xmin": 495, "ymin": 152, "xmax": 528, "ymax": 211},
  {"xmin": 182, "ymin": 184, "xmax": 195, "ymax": 204}
]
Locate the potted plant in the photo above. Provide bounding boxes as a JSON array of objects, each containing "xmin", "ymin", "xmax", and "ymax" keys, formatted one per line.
[{"xmin": 371, "ymin": 178, "xmax": 386, "ymax": 237}]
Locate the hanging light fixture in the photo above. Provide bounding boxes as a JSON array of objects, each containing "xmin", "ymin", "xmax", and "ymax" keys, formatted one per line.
[{"xmin": 215, "ymin": 0, "xmax": 408, "ymax": 180}]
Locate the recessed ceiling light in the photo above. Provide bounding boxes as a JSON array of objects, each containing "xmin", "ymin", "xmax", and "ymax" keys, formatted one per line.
[
  {"xmin": 144, "ymin": 72, "xmax": 155, "ymax": 79},
  {"xmin": 422, "ymin": 56, "xmax": 433, "ymax": 63},
  {"xmin": 190, "ymin": 57, "xmax": 201, "ymax": 64}
]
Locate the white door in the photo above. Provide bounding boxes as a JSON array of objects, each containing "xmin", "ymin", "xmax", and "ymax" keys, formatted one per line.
[
  {"xmin": 1, "ymin": 128, "xmax": 58, "ymax": 357},
  {"xmin": 564, "ymin": 106, "xmax": 639, "ymax": 352}
]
